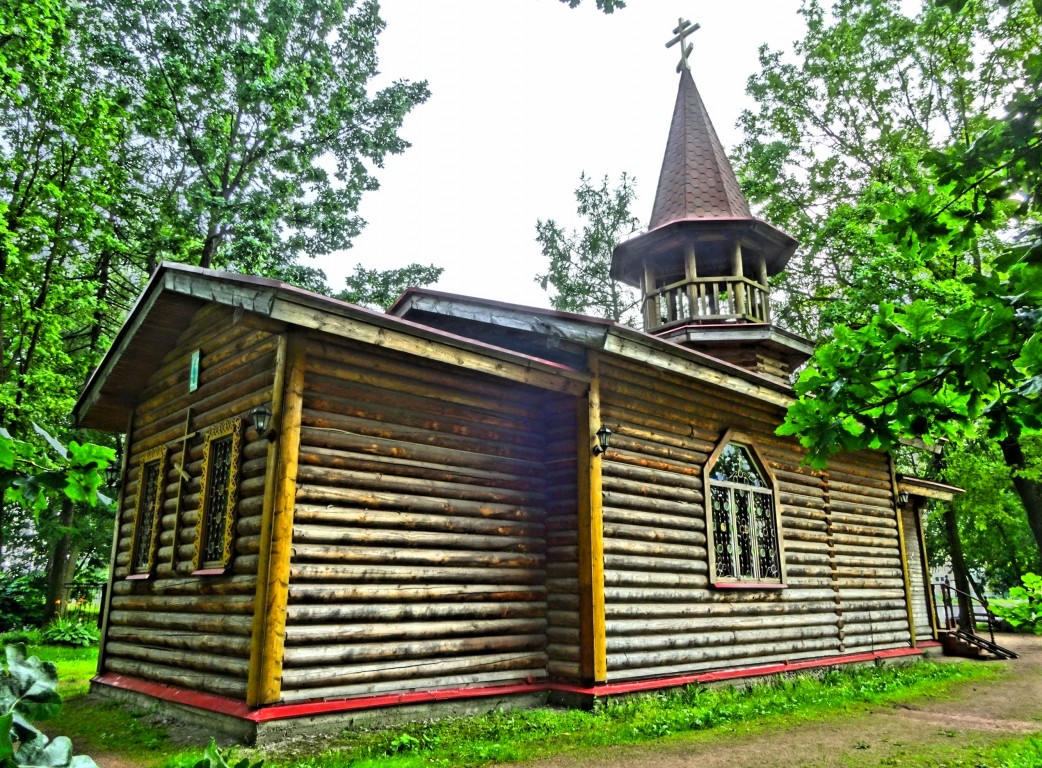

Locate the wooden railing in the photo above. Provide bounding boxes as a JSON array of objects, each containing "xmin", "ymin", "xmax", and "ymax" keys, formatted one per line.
[{"xmin": 645, "ymin": 275, "xmax": 770, "ymax": 332}]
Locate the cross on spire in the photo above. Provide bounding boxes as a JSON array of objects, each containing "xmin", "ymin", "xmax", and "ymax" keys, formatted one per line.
[{"xmin": 665, "ymin": 18, "xmax": 700, "ymax": 73}]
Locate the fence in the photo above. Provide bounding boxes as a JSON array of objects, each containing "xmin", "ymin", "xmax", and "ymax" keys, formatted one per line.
[{"xmin": 59, "ymin": 582, "xmax": 106, "ymax": 628}]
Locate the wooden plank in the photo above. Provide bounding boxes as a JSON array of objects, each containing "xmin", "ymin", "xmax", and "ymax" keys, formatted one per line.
[{"xmin": 269, "ymin": 299, "xmax": 590, "ymax": 395}]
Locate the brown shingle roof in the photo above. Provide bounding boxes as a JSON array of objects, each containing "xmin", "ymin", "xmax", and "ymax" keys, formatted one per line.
[{"xmin": 649, "ymin": 69, "xmax": 750, "ymax": 228}]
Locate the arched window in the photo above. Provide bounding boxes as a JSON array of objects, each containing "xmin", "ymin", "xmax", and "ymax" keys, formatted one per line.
[{"xmin": 705, "ymin": 434, "xmax": 784, "ymax": 586}]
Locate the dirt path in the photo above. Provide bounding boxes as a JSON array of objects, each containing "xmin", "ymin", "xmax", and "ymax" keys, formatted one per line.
[{"xmin": 525, "ymin": 634, "xmax": 1042, "ymax": 768}]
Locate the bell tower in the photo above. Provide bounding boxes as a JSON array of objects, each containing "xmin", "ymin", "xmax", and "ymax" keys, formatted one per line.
[{"xmin": 610, "ymin": 20, "xmax": 812, "ymax": 380}]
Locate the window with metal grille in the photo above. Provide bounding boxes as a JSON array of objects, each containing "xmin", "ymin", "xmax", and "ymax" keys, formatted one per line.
[
  {"xmin": 194, "ymin": 418, "xmax": 242, "ymax": 571},
  {"xmin": 131, "ymin": 461, "xmax": 162, "ymax": 573},
  {"xmin": 706, "ymin": 439, "xmax": 783, "ymax": 585}
]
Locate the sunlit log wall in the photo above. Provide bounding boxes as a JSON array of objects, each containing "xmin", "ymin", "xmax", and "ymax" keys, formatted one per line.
[
  {"xmin": 901, "ymin": 506, "xmax": 934, "ymax": 642},
  {"xmin": 596, "ymin": 354, "xmax": 910, "ymax": 681},
  {"xmin": 278, "ymin": 335, "xmax": 578, "ymax": 703},
  {"xmin": 105, "ymin": 305, "xmax": 282, "ymax": 699}
]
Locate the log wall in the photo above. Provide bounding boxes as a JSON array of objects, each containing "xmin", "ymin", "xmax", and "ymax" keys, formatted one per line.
[
  {"xmin": 278, "ymin": 335, "xmax": 575, "ymax": 702},
  {"xmin": 596, "ymin": 354, "xmax": 911, "ymax": 681},
  {"xmin": 902, "ymin": 506, "xmax": 934, "ymax": 641},
  {"xmin": 104, "ymin": 305, "xmax": 283, "ymax": 699}
]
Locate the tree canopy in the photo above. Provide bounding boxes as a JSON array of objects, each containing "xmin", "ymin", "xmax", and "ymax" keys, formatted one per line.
[
  {"xmin": 736, "ymin": 0, "xmax": 1042, "ymax": 563},
  {"xmin": 535, "ymin": 173, "xmax": 642, "ymax": 325}
]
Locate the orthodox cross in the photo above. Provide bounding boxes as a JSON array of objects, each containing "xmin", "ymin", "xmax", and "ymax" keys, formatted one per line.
[
  {"xmin": 169, "ymin": 407, "xmax": 197, "ymax": 567},
  {"xmin": 666, "ymin": 18, "xmax": 700, "ymax": 73}
]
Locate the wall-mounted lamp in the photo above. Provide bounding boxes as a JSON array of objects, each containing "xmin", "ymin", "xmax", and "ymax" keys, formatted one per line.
[
  {"xmin": 104, "ymin": 457, "xmax": 122, "ymax": 486},
  {"xmin": 249, "ymin": 404, "xmax": 276, "ymax": 441},
  {"xmin": 592, "ymin": 425, "xmax": 613, "ymax": 456},
  {"xmin": 898, "ymin": 490, "xmax": 910, "ymax": 507}
]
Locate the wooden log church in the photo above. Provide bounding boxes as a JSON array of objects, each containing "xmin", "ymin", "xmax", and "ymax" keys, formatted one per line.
[{"xmin": 75, "ymin": 30, "xmax": 954, "ymax": 742}]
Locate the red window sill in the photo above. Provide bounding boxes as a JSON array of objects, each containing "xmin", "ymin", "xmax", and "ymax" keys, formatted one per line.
[
  {"xmin": 712, "ymin": 581, "xmax": 786, "ymax": 590},
  {"xmin": 192, "ymin": 568, "xmax": 228, "ymax": 577}
]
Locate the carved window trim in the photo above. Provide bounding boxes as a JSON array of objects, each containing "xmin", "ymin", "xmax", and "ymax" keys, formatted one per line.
[
  {"xmin": 703, "ymin": 430, "xmax": 786, "ymax": 588},
  {"xmin": 129, "ymin": 446, "xmax": 168, "ymax": 578},
  {"xmin": 193, "ymin": 417, "xmax": 243, "ymax": 573}
]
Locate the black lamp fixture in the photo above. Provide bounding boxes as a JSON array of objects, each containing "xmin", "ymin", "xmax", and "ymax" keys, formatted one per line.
[
  {"xmin": 249, "ymin": 403, "xmax": 276, "ymax": 441},
  {"xmin": 898, "ymin": 490, "xmax": 911, "ymax": 507},
  {"xmin": 104, "ymin": 457, "xmax": 122, "ymax": 486},
  {"xmin": 592, "ymin": 425, "xmax": 613, "ymax": 456}
]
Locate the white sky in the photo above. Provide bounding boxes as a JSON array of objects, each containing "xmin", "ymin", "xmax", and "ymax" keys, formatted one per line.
[{"xmin": 313, "ymin": 0, "xmax": 808, "ymax": 308}]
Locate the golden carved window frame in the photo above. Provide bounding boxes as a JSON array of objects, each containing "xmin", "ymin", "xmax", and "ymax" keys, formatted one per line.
[
  {"xmin": 192, "ymin": 417, "xmax": 243, "ymax": 573},
  {"xmin": 129, "ymin": 445, "xmax": 168, "ymax": 578}
]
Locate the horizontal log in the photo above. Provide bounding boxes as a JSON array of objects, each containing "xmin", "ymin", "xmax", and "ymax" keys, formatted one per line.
[
  {"xmin": 105, "ymin": 626, "xmax": 251, "ymax": 656},
  {"xmin": 602, "ymin": 506, "xmax": 705, "ymax": 533},
  {"xmin": 605, "ymin": 553, "xmax": 708, "ymax": 575},
  {"xmin": 290, "ymin": 542, "xmax": 544, "ymax": 570},
  {"xmin": 105, "ymin": 641, "xmax": 249, "ymax": 678},
  {"xmin": 103, "ymin": 657, "xmax": 247, "ymax": 699},
  {"xmin": 606, "ymin": 597, "xmax": 838, "ymax": 616},
  {"xmin": 603, "ymin": 537, "xmax": 707, "ymax": 561},
  {"xmin": 283, "ymin": 634, "xmax": 547, "ymax": 667},
  {"xmin": 298, "ymin": 447, "xmax": 544, "ymax": 494},
  {"xmin": 108, "ymin": 610, "xmax": 253, "ymax": 635},
  {"xmin": 606, "ymin": 623, "xmax": 839, "ymax": 653},
  {"xmin": 278, "ymin": 665, "xmax": 544, "ymax": 703},
  {"xmin": 293, "ymin": 504, "xmax": 542, "ymax": 539},
  {"xmin": 298, "ymin": 426, "xmax": 544, "ymax": 478},
  {"xmin": 295, "ymin": 484, "xmax": 542, "ymax": 522},
  {"xmin": 304, "ymin": 338, "xmax": 544, "ymax": 418},
  {"xmin": 603, "ymin": 570, "xmax": 709, "ymax": 589},
  {"xmin": 606, "ymin": 638, "xmax": 839, "ymax": 676},
  {"xmin": 294, "ymin": 463, "xmax": 545, "ymax": 507},
  {"xmin": 606, "ymin": 612, "xmax": 839, "ymax": 637},
  {"xmin": 285, "ymin": 618, "xmax": 545, "ymax": 645},
  {"xmin": 288, "ymin": 562, "xmax": 546, "ymax": 585},
  {"xmin": 280, "ymin": 650, "xmax": 547, "ymax": 689},
  {"xmin": 299, "ymin": 409, "xmax": 541, "ymax": 464},
  {"xmin": 604, "ymin": 521, "xmax": 704, "ymax": 547},
  {"xmin": 285, "ymin": 602, "xmax": 545, "ymax": 625},
  {"xmin": 292, "ymin": 523, "xmax": 543, "ymax": 555},
  {"xmin": 288, "ymin": 583, "xmax": 546, "ymax": 603},
  {"xmin": 602, "ymin": 491, "xmax": 704, "ymax": 516},
  {"xmin": 109, "ymin": 594, "xmax": 255, "ymax": 614}
]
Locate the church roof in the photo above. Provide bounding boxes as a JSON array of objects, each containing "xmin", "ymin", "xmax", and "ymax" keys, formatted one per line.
[{"xmin": 648, "ymin": 68, "xmax": 751, "ymax": 228}]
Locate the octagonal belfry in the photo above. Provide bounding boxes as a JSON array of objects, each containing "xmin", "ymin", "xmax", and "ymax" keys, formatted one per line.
[{"xmin": 611, "ymin": 64, "xmax": 812, "ymax": 379}]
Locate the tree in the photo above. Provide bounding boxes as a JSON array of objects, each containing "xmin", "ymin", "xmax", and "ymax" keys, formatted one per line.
[
  {"xmin": 736, "ymin": 0, "xmax": 1039, "ymax": 340},
  {"xmin": 336, "ymin": 263, "xmax": 444, "ymax": 311},
  {"xmin": 0, "ymin": 0, "xmax": 439, "ymax": 612},
  {"xmin": 91, "ymin": 0, "xmax": 431, "ymax": 283},
  {"xmin": 774, "ymin": 3, "xmax": 1042, "ymax": 558},
  {"xmin": 535, "ymin": 173, "xmax": 642, "ymax": 325}
]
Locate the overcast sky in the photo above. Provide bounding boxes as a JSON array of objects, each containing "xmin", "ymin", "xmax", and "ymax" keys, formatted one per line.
[{"xmin": 312, "ymin": 0, "xmax": 808, "ymax": 308}]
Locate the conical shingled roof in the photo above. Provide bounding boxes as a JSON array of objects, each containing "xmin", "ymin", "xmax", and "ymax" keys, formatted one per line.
[{"xmin": 649, "ymin": 68, "xmax": 751, "ymax": 228}]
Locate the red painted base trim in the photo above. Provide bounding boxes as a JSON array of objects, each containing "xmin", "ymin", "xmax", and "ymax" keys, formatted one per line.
[{"xmin": 92, "ymin": 646, "xmax": 925, "ymax": 725}]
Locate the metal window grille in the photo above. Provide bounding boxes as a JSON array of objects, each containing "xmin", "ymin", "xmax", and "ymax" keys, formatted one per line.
[
  {"xmin": 709, "ymin": 443, "xmax": 780, "ymax": 581},
  {"xmin": 132, "ymin": 461, "xmax": 161, "ymax": 572},
  {"xmin": 201, "ymin": 435, "xmax": 233, "ymax": 564}
]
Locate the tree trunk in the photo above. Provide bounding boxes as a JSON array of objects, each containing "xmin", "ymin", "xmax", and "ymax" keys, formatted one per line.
[
  {"xmin": 43, "ymin": 499, "xmax": 79, "ymax": 623},
  {"xmin": 941, "ymin": 502, "xmax": 975, "ymax": 632},
  {"xmin": 999, "ymin": 435, "xmax": 1042, "ymax": 564}
]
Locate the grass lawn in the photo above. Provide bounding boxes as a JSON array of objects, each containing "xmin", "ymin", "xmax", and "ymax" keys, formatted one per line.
[{"xmin": 16, "ymin": 643, "xmax": 1042, "ymax": 768}]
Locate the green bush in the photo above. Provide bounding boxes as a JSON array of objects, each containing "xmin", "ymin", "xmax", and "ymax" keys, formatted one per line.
[
  {"xmin": 40, "ymin": 619, "xmax": 99, "ymax": 648},
  {"xmin": 991, "ymin": 573, "xmax": 1042, "ymax": 634},
  {"xmin": 0, "ymin": 572, "xmax": 47, "ymax": 631}
]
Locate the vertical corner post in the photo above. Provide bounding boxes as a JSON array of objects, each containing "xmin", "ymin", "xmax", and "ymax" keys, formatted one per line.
[
  {"xmin": 247, "ymin": 332, "xmax": 305, "ymax": 706},
  {"xmin": 577, "ymin": 354, "xmax": 607, "ymax": 684}
]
